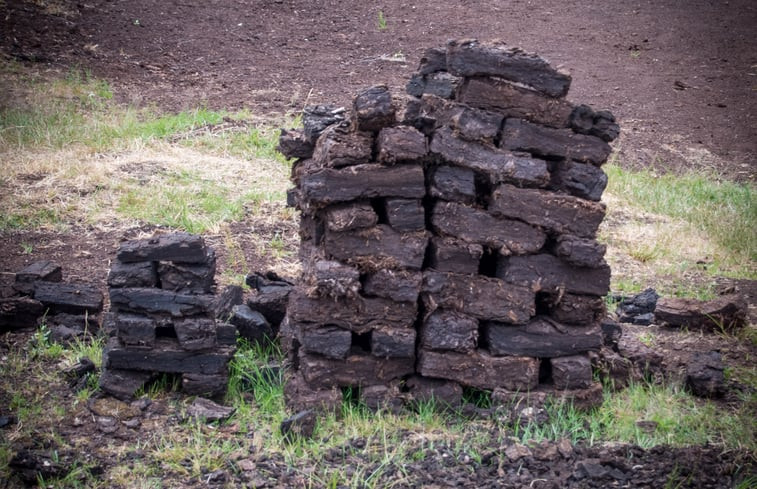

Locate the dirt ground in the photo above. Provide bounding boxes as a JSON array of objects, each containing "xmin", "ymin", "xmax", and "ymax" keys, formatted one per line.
[
  {"xmin": 2, "ymin": 0, "xmax": 756, "ymax": 179},
  {"xmin": 1, "ymin": 1, "xmax": 756, "ymax": 487}
]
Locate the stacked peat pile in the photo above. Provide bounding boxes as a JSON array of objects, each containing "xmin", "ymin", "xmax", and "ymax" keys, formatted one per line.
[
  {"xmin": 280, "ymin": 39, "xmax": 619, "ymax": 411},
  {"xmin": 100, "ymin": 233, "xmax": 237, "ymax": 400}
]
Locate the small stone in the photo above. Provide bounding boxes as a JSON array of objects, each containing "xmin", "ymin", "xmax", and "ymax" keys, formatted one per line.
[
  {"xmin": 185, "ymin": 397, "xmax": 235, "ymax": 422},
  {"xmin": 504, "ymin": 443, "xmax": 532, "ymax": 461}
]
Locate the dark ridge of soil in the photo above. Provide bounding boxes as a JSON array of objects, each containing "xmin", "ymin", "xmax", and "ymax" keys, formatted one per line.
[{"xmin": 1, "ymin": 0, "xmax": 756, "ymax": 179}]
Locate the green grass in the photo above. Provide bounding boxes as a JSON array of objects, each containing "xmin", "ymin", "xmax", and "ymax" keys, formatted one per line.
[{"xmin": 605, "ymin": 163, "xmax": 756, "ymax": 275}]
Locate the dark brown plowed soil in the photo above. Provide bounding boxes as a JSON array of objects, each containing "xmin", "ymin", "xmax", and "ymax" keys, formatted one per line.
[{"xmin": 2, "ymin": 0, "xmax": 755, "ymax": 179}]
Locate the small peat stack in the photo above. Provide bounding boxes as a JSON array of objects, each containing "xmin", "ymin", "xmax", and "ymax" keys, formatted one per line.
[
  {"xmin": 100, "ymin": 232, "xmax": 237, "ymax": 400},
  {"xmin": 280, "ymin": 39, "xmax": 618, "ymax": 411}
]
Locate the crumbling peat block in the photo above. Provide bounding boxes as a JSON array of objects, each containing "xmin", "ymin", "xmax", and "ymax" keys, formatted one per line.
[
  {"xmin": 246, "ymin": 273, "xmax": 293, "ymax": 327},
  {"xmin": 109, "ymin": 288, "xmax": 213, "ymax": 317},
  {"xmin": 546, "ymin": 293, "xmax": 605, "ymax": 325},
  {"xmin": 116, "ymin": 232, "xmax": 208, "ymax": 263},
  {"xmin": 300, "ymin": 325, "xmax": 352, "ymax": 359},
  {"xmin": 98, "ymin": 368, "xmax": 153, "ymax": 401},
  {"xmin": 353, "ymin": 85, "xmax": 396, "ymax": 132},
  {"xmin": 376, "ymin": 125, "xmax": 428, "ymax": 163},
  {"xmin": 551, "ymin": 160, "xmax": 608, "ymax": 202},
  {"xmin": 569, "ymin": 105, "xmax": 620, "ymax": 142},
  {"xmin": 0, "ymin": 297, "xmax": 45, "ymax": 329},
  {"xmin": 288, "ymin": 287, "xmax": 417, "ymax": 333},
  {"xmin": 551, "ymin": 355, "xmax": 594, "ymax": 390},
  {"xmin": 406, "ymin": 71, "xmax": 462, "ymax": 99},
  {"xmin": 449, "ymin": 105, "xmax": 504, "ymax": 143},
  {"xmin": 420, "ymin": 309, "xmax": 478, "ymax": 353},
  {"xmin": 174, "ymin": 318, "xmax": 218, "ymax": 351},
  {"xmin": 500, "ymin": 119, "xmax": 611, "ymax": 166},
  {"xmin": 104, "ymin": 338, "xmax": 234, "ymax": 375},
  {"xmin": 325, "ymin": 202, "xmax": 378, "ymax": 232},
  {"xmin": 498, "ymin": 254, "xmax": 611, "ymax": 297},
  {"xmin": 299, "ymin": 164, "xmax": 426, "ymax": 209},
  {"xmin": 371, "ymin": 327, "xmax": 416, "ymax": 358},
  {"xmin": 157, "ymin": 249, "xmax": 216, "ymax": 293},
  {"xmin": 417, "ymin": 46, "xmax": 447, "ymax": 74},
  {"xmin": 312, "ymin": 125, "xmax": 373, "ymax": 168},
  {"xmin": 277, "ymin": 128, "xmax": 315, "ymax": 160},
  {"xmin": 655, "ymin": 294, "xmax": 747, "ymax": 331},
  {"xmin": 430, "ymin": 126, "xmax": 550, "ymax": 187},
  {"xmin": 483, "ymin": 318, "xmax": 601, "ymax": 358},
  {"xmin": 489, "ymin": 184, "xmax": 606, "ymax": 239},
  {"xmin": 13, "ymin": 261, "xmax": 62, "ymax": 294},
  {"xmin": 33, "ymin": 282, "xmax": 103, "ymax": 315},
  {"xmin": 418, "ymin": 349, "xmax": 539, "ymax": 391},
  {"xmin": 422, "ymin": 271, "xmax": 534, "ymax": 324},
  {"xmin": 107, "ymin": 261, "xmax": 158, "ymax": 289},
  {"xmin": 553, "ymin": 235, "xmax": 607, "ymax": 268},
  {"xmin": 428, "ymin": 165, "xmax": 477, "ymax": 204},
  {"xmin": 299, "ymin": 350, "xmax": 415, "ymax": 388},
  {"xmin": 431, "ymin": 201, "xmax": 546, "ymax": 255},
  {"xmin": 362, "ymin": 269, "xmax": 422, "ymax": 303},
  {"xmin": 385, "ymin": 198, "xmax": 425, "ymax": 232},
  {"xmin": 445, "ymin": 39, "xmax": 572, "ymax": 98},
  {"xmin": 304, "ymin": 260, "xmax": 360, "ymax": 299},
  {"xmin": 427, "ymin": 237, "xmax": 483, "ymax": 274},
  {"xmin": 456, "ymin": 77, "xmax": 574, "ymax": 128},
  {"xmin": 323, "ymin": 226, "xmax": 429, "ymax": 271}
]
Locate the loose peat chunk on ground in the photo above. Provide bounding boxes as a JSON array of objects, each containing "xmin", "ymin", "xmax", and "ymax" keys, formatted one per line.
[
  {"xmin": 98, "ymin": 367, "xmax": 153, "ymax": 401},
  {"xmin": 283, "ymin": 370, "xmax": 342, "ymax": 413},
  {"xmin": 182, "ymin": 373, "xmax": 229, "ymax": 398},
  {"xmin": 116, "ymin": 232, "xmax": 209, "ymax": 264},
  {"xmin": 107, "ymin": 260, "xmax": 158, "ymax": 289},
  {"xmin": 431, "ymin": 201, "xmax": 546, "ymax": 255},
  {"xmin": 445, "ymin": 39, "xmax": 572, "ymax": 98},
  {"xmin": 423, "ymin": 270, "xmax": 534, "ymax": 324},
  {"xmin": 352, "ymin": 85, "xmax": 396, "ymax": 132},
  {"xmin": 492, "ymin": 382, "xmax": 604, "ymax": 411},
  {"xmin": 430, "ymin": 126, "xmax": 550, "ymax": 187},
  {"xmin": 654, "ymin": 294, "xmax": 747, "ymax": 331},
  {"xmin": 489, "ymin": 184, "xmax": 606, "ymax": 239},
  {"xmin": 33, "ymin": 281, "xmax": 103, "ymax": 315},
  {"xmin": 456, "ymin": 76, "xmax": 574, "ymax": 128},
  {"xmin": 418, "ymin": 348, "xmax": 539, "ymax": 391},
  {"xmin": 13, "ymin": 260, "xmax": 62, "ymax": 294},
  {"xmin": 685, "ymin": 351, "xmax": 726, "ymax": 398},
  {"xmin": 498, "ymin": 253, "xmax": 611, "ymax": 297},
  {"xmin": 483, "ymin": 318, "xmax": 602, "ymax": 358},
  {"xmin": 420, "ymin": 309, "xmax": 479, "ymax": 353},
  {"xmin": 230, "ymin": 304, "xmax": 273, "ymax": 344},
  {"xmin": 500, "ymin": 118, "xmax": 612, "ymax": 166},
  {"xmin": 0, "ymin": 296, "xmax": 45, "ymax": 330}
]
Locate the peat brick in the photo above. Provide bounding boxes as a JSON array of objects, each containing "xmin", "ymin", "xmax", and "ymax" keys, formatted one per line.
[
  {"xmin": 300, "ymin": 325, "xmax": 352, "ymax": 359},
  {"xmin": 325, "ymin": 202, "xmax": 378, "ymax": 232},
  {"xmin": 490, "ymin": 184, "xmax": 606, "ymax": 239},
  {"xmin": 547, "ymin": 293, "xmax": 605, "ymax": 325},
  {"xmin": 423, "ymin": 270, "xmax": 534, "ymax": 324},
  {"xmin": 33, "ymin": 282, "xmax": 103, "ymax": 315},
  {"xmin": 14, "ymin": 261, "xmax": 62, "ymax": 294},
  {"xmin": 158, "ymin": 249, "xmax": 216, "ymax": 293},
  {"xmin": 105, "ymin": 338, "xmax": 234, "ymax": 375},
  {"xmin": 116, "ymin": 314, "xmax": 156, "ymax": 348},
  {"xmin": 484, "ymin": 318, "xmax": 601, "ymax": 358},
  {"xmin": 182, "ymin": 373, "xmax": 229, "ymax": 398},
  {"xmin": 0, "ymin": 297, "xmax": 45, "ymax": 329},
  {"xmin": 417, "ymin": 46, "xmax": 447, "ymax": 75},
  {"xmin": 174, "ymin": 318, "xmax": 218, "ymax": 351},
  {"xmin": 300, "ymin": 164, "xmax": 426, "ymax": 209},
  {"xmin": 432, "ymin": 201, "xmax": 546, "ymax": 255},
  {"xmin": 107, "ymin": 261, "xmax": 158, "ymax": 289},
  {"xmin": 446, "ymin": 39, "xmax": 571, "ymax": 98},
  {"xmin": 420, "ymin": 309, "xmax": 478, "ymax": 352},
  {"xmin": 569, "ymin": 104, "xmax": 619, "ymax": 142},
  {"xmin": 428, "ymin": 237, "xmax": 483, "ymax": 275},
  {"xmin": 277, "ymin": 128, "xmax": 315, "ymax": 159},
  {"xmin": 500, "ymin": 118, "xmax": 611, "ymax": 166},
  {"xmin": 362, "ymin": 269, "xmax": 422, "ymax": 303},
  {"xmin": 418, "ymin": 348, "xmax": 539, "ymax": 391},
  {"xmin": 302, "ymin": 104, "xmax": 346, "ymax": 142},
  {"xmin": 449, "ymin": 106, "xmax": 503, "ymax": 143},
  {"xmin": 551, "ymin": 355, "xmax": 594, "ymax": 390},
  {"xmin": 376, "ymin": 125, "xmax": 428, "ymax": 163},
  {"xmin": 353, "ymin": 85, "xmax": 395, "ymax": 132},
  {"xmin": 305, "ymin": 260, "xmax": 361, "ymax": 299},
  {"xmin": 230, "ymin": 304, "xmax": 272, "ymax": 344},
  {"xmin": 284, "ymin": 371, "xmax": 342, "ymax": 413},
  {"xmin": 385, "ymin": 198, "xmax": 425, "ymax": 232},
  {"xmin": 371, "ymin": 328, "xmax": 416, "ymax": 358},
  {"xmin": 429, "ymin": 165, "xmax": 477, "ymax": 204},
  {"xmin": 431, "ymin": 126, "xmax": 550, "ymax": 187},
  {"xmin": 98, "ymin": 367, "xmax": 153, "ymax": 401},
  {"xmin": 324, "ymin": 225, "xmax": 429, "ymax": 271},
  {"xmin": 457, "ymin": 76, "xmax": 573, "ymax": 128},
  {"xmin": 312, "ymin": 124, "xmax": 373, "ymax": 168},
  {"xmin": 655, "ymin": 294, "xmax": 747, "ymax": 331},
  {"xmin": 299, "ymin": 350, "xmax": 415, "ymax": 388},
  {"xmin": 116, "ymin": 232, "xmax": 209, "ymax": 264},
  {"xmin": 498, "ymin": 254, "xmax": 611, "ymax": 297},
  {"xmin": 551, "ymin": 160, "xmax": 608, "ymax": 202},
  {"xmin": 554, "ymin": 235, "xmax": 607, "ymax": 268},
  {"xmin": 405, "ymin": 376, "xmax": 463, "ymax": 408},
  {"xmin": 109, "ymin": 287, "xmax": 213, "ymax": 317}
]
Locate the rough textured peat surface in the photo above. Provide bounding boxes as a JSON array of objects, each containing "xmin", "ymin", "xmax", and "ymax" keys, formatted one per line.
[{"xmin": 1, "ymin": 0, "xmax": 755, "ymax": 179}]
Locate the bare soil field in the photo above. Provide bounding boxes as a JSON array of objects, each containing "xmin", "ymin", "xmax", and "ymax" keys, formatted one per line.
[{"xmin": 1, "ymin": 1, "xmax": 755, "ymax": 488}]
